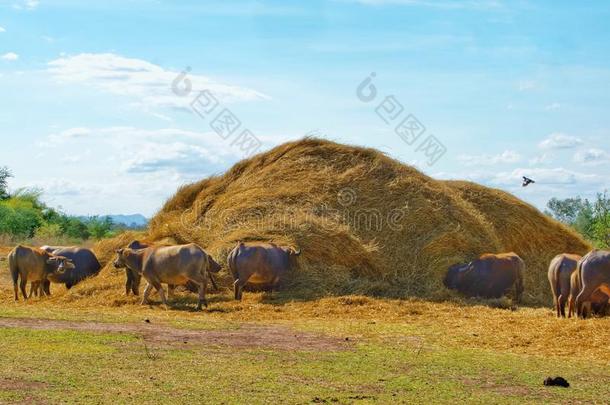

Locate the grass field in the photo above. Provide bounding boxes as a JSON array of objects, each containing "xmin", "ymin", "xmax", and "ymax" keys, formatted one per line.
[{"xmin": 0, "ymin": 288, "xmax": 608, "ymax": 404}]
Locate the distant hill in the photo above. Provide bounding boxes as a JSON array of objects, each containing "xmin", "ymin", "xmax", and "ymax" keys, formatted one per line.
[{"xmin": 78, "ymin": 214, "xmax": 148, "ymax": 229}]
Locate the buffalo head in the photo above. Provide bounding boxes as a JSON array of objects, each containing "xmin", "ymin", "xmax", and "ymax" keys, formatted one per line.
[
  {"xmin": 113, "ymin": 248, "xmax": 127, "ymax": 269},
  {"xmin": 444, "ymin": 262, "xmax": 471, "ymax": 290},
  {"xmin": 208, "ymin": 255, "xmax": 222, "ymax": 273},
  {"xmin": 46, "ymin": 256, "xmax": 75, "ymax": 274}
]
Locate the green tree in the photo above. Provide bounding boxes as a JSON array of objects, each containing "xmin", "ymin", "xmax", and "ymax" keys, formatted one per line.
[
  {"xmin": 547, "ymin": 192, "xmax": 610, "ymax": 248},
  {"xmin": 86, "ymin": 216, "xmax": 114, "ymax": 239},
  {"xmin": 0, "ymin": 166, "xmax": 11, "ymax": 200}
]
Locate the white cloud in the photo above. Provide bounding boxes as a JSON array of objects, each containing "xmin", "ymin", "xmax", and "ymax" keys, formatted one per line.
[
  {"xmin": 491, "ymin": 167, "xmax": 600, "ymax": 186},
  {"xmin": 544, "ymin": 102, "xmax": 561, "ymax": 111},
  {"xmin": 538, "ymin": 133, "xmax": 583, "ymax": 150},
  {"xmin": 529, "ymin": 153, "xmax": 552, "ymax": 166},
  {"xmin": 518, "ymin": 80, "xmax": 536, "ymax": 91},
  {"xmin": 346, "ymin": 0, "xmax": 503, "ymax": 9},
  {"xmin": 458, "ymin": 150, "xmax": 521, "ymax": 166},
  {"xmin": 1, "ymin": 52, "xmax": 19, "ymax": 61},
  {"xmin": 0, "ymin": 26, "xmax": 6, "ymax": 33},
  {"xmin": 12, "ymin": 0, "xmax": 39, "ymax": 10},
  {"xmin": 47, "ymin": 53, "xmax": 268, "ymax": 112},
  {"xmin": 38, "ymin": 127, "xmax": 92, "ymax": 146},
  {"xmin": 574, "ymin": 148, "xmax": 610, "ymax": 165}
]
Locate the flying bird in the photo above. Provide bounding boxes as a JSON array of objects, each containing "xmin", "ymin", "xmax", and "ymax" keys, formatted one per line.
[{"xmin": 522, "ymin": 176, "xmax": 536, "ymax": 187}]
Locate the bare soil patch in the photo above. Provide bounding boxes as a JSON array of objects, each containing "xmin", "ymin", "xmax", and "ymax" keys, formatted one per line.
[{"xmin": 0, "ymin": 317, "xmax": 349, "ymax": 351}]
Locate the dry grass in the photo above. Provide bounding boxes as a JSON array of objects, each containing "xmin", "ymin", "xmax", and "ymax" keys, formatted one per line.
[
  {"xmin": 1, "ymin": 138, "xmax": 590, "ymax": 308},
  {"xmin": 0, "ymin": 288, "xmax": 608, "ymax": 363}
]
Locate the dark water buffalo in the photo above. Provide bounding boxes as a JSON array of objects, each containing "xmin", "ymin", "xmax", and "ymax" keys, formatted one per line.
[
  {"xmin": 227, "ymin": 242, "xmax": 301, "ymax": 300},
  {"xmin": 40, "ymin": 247, "xmax": 102, "ymax": 294},
  {"xmin": 40, "ymin": 245, "xmax": 68, "ymax": 254},
  {"xmin": 568, "ymin": 263, "xmax": 609, "ymax": 318},
  {"xmin": 123, "ymin": 240, "xmax": 220, "ymax": 296},
  {"xmin": 548, "ymin": 253, "xmax": 581, "ymax": 317},
  {"xmin": 444, "ymin": 252, "xmax": 525, "ymax": 302},
  {"xmin": 113, "ymin": 243, "xmax": 220, "ymax": 310},
  {"xmin": 575, "ymin": 250, "xmax": 610, "ymax": 318},
  {"xmin": 8, "ymin": 245, "xmax": 74, "ymax": 300}
]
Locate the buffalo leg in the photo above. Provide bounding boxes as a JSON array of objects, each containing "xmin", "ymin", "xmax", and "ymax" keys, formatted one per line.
[
  {"xmin": 575, "ymin": 285, "xmax": 597, "ymax": 319},
  {"xmin": 141, "ymin": 283, "xmax": 153, "ymax": 305},
  {"xmin": 43, "ymin": 280, "xmax": 51, "ymax": 296},
  {"xmin": 197, "ymin": 281, "xmax": 208, "ymax": 310},
  {"xmin": 20, "ymin": 278, "xmax": 28, "ymax": 300},
  {"xmin": 208, "ymin": 273, "xmax": 219, "ymax": 291},
  {"xmin": 29, "ymin": 282, "xmax": 38, "ymax": 298},
  {"xmin": 13, "ymin": 281, "xmax": 19, "ymax": 301},
  {"xmin": 233, "ymin": 279, "xmax": 243, "ymax": 301},
  {"xmin": 155, "ymin": 283, "xmax": 168, "ymax": 309},
  {"xmin": 558, "ymin": 294, "xmax": 568, "ymax": 318}
]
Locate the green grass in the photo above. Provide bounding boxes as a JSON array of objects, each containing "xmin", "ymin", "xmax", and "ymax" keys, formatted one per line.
[{"xmin": 0, "ymin": 319, "xmax": 608, "ymax": 404}]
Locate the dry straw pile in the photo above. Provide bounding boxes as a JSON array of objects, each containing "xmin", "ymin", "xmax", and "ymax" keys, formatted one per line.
[{"xmin": 47, "ymin": 138, "xmax": 590, "ymax": 306}]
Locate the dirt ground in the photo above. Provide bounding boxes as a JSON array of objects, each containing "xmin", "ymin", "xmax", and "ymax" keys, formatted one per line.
[{"xmin": 0, "ymin": 316, "xmax": 349, "ymax": 351}]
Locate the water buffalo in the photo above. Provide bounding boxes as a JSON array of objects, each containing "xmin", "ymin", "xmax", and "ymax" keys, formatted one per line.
[
  {"xmin": 38, "ymin": 247, "xmax": 102, "ymax": 294},
  {"xmin": 548, "ymin": 254, "xmax": 581, "ymax": 317},
  {"xmin": 113, "ymin": 243, "xmax": 220, "ymax": 310},
  {"xmin": 122, "ymin": 240, "xmax": 220, "ymax": 296},
  {"xmin": 227, "ymin": 242, "xmax": 301, "ymax": 300},
  {"xmin": 40, "ymin": 245, "xmax": 68, "ymax": 254},
  {"xmin": 568, "ymin": 263, "xmax": 609, "ymax": 318},
  {"xmin": 575, "ymin": 250, "xmax": 610, "ymax": 319},
  {"xmin": 444, "ymin": 252, "xmax": 525, "ymax": 302},
  {"xmin": 8, "ymin": 245, "xmax": 74, "ymax": 300}
]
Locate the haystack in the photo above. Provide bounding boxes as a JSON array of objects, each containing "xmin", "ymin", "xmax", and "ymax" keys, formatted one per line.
[{"xmin": 61, "ymin": 138, "xmax": 589, "ymax": 306}]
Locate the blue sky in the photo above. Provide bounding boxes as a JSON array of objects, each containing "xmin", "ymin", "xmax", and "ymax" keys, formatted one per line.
[{"xmin": 1, "ymin": 0, "xmax": 609, "ymax": 216}]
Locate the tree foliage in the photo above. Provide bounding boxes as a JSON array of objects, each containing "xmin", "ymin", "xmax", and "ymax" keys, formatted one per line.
[
  {"xmin": 0, "ymin": 166, "xmax": 121, "ymax": 242},
  {"xmin": 546, "ymin": 192, "xmax": 610, "ymax": 248},
  {"xmin": 0, "ymin": 166, "xmax": 11, "ymax": 200}
]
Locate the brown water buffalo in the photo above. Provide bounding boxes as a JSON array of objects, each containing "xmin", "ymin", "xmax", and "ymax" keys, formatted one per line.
[
  {"xmin": 548, "ymin": 253, "xmax": 581, "ymax": 317},
  {"xmin": 444, "ymin": 252, "xmax": 525, "ymax": 302},
  {"xmin": 575, "ymin": 250, "xmax": 610, "ymax": 318},
  {"xmin": 122, "ymin": 240, "xmax": 220, "ymax": 296},
  {"xmin": 8, "ymin": 245, "xmax": 74, "ymax": 300},
  {"xmin": 568, "ymin": 263, "xmax": 609, "ymax": 318},
  {"xmin": 113, "ymin": 243, "xmax": 220, "ymax": 310},
  {"xmin": 227, "ymin": 242, "xmax": 301, "ymax": 300}
]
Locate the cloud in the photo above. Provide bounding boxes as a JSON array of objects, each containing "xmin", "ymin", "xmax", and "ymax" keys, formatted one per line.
[
  {"xmin": 544, "ymin": 102, "xmax": 561, "ymax": 111},
  {"xmin": 12, "ymin": 0, "xmax": 39, "ymax": 9},
  {"xmin": 518, "ymin": 80, "xmax": 536, "ymax": 91},
  {"xmin": 574, "ymin": 148, "xmax": 610, "ymax": 165},
  {"xmin": 0, "ymin": 26, "xmax": 6, "ymax": 33},
  {"xmin": 529, "ymin": 153, "xmax": 552, "ymax": 166},
  {"xmin": 38, "ymin": 127, "xmax": 92, "ymax": 146},
  {"xmin": 47, "ymin": 53, "xmax": 268, "ymax": 112},
  {"xmin": 491, "ymin": 167, "xmax": 601, "ymax": 186},
  {"xmin": 458, "ymin": 150, "xmax": 521, "ymax": 166},
  {"xmin": 1, "ymin": 52, "xmax": 19, "ymax": 61},
  {"xmin": 345, "ymin": 0, "xmax": 504, "ymax": 9},
  {"xmin": 538, "ymin": 133, "xmax": 583, "ymax": 150},
  {"xmin": 121, "ymin": 142, "xmax": 222, "ymax": 174}
]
